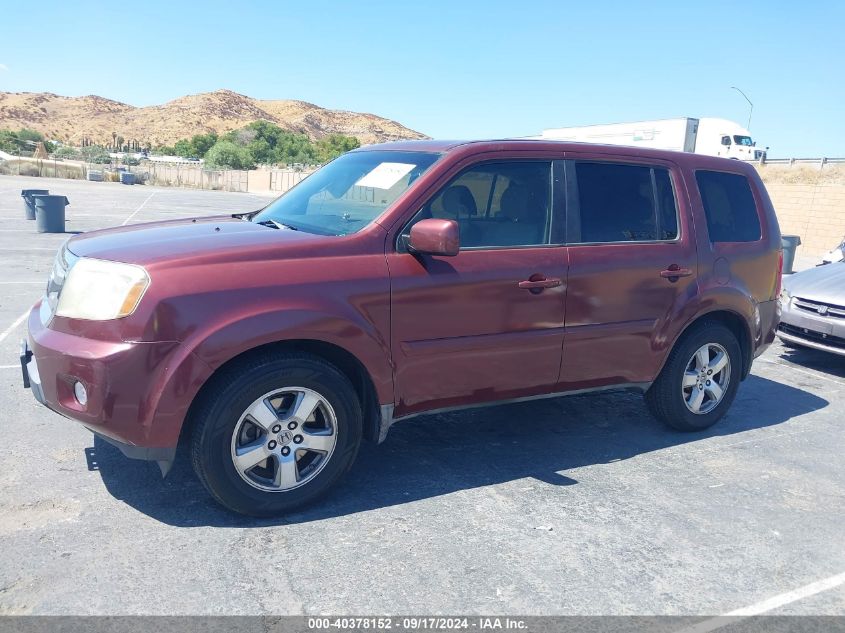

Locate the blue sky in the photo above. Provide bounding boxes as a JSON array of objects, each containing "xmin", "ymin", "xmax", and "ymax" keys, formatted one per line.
[{"xmin": 1, "ymin": 0, "xmax": 843, "ymax": 157}]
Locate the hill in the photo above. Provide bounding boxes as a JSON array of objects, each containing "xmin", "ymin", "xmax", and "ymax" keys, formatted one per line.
[{"xmin": 0, "ymin": 89, "xmax": 426, "ymax": 147}]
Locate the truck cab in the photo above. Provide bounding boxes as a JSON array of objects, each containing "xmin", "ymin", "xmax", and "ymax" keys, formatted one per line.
[{"xmin": 696, "ymin": 118, "xmax": 764, "ymax": 161}]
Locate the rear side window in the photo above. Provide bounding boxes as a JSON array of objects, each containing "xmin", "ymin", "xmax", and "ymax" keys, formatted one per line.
[
  {"xmin": 573, "ymin": 162, "xmax": 678, "ymax": 243},
  {"xmin": 696, "ymin": 171, "xmax": 761, "ymax": 243}
]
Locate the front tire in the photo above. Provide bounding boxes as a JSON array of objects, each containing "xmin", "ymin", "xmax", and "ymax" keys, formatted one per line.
[
  {"xmin": 645, "ymin": 322, "xmax": 741, "ymax": 431},
  {"xmin": 190, "ymin": 352, "xmax": 362, "ymax": 516}
]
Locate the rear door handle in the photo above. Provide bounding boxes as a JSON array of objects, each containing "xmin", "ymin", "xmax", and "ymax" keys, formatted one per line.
[
  {"xmin": 660, "ymin": 266, "xmax": 692, "ymax": 279},
  {"xmin": 518, "ymin": 277, "xmax": 562, "ymax": 290}
]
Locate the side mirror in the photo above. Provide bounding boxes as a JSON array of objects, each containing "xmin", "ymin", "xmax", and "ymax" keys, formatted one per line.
[{"xmin": 408, "ymin": 218, "xmax": 460, "ymax": 256}]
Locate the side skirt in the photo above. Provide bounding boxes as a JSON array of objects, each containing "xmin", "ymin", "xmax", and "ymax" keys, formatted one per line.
[{"xmin": 376, "ymin": 382, "xmax": 652, "ymax": 443}]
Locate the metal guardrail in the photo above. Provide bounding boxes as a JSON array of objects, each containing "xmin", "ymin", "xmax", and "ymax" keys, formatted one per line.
[{"xmin": 761, "ymin": 157, "xmax": 845, "ymax": 166}]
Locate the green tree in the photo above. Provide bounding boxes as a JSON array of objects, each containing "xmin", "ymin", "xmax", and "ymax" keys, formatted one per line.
[
  {"xmin": 314, "ymin": 134, "xmax": 360, "ymax": 163},
  {"xmin": 173, "ymin": 139, "xmax": 193, "ymax": 157},
  {"xmin": 17, "ymin": 128, "xmax": 45, "ymax": 143},
  {"xmin": 152, "ymin": 124, "xmax": 361, "ymax": 167},
  {"xmin": 0, "ymin": 128, "xmax": 50, "ymax": 154},
  {"xmin": 188, "ymin": 133, "xmax": 218, "ymax": 157},
  {"xmin": 204, "ymin": 140, "xmax": 256, "ymax": 170},
  {"xmin": 248, "ymin": 138, "xmax": 273, "ymax": 164}
]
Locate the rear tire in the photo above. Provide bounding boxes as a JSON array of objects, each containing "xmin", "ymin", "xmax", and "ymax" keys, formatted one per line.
[
  {"xmin": 190, "ymin": 352, "xmax": 362, "ymax": 517},
  {"xmin": 645, "ymin": 322, "xmax": 741, "ymax": 431}
]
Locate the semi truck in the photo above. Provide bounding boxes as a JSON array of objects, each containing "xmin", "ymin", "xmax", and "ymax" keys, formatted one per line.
[{"xmin": 537, "ymin": 118, "xmax": 766, "ymax": 161}]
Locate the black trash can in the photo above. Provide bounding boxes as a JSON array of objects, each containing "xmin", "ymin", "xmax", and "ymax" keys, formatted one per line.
[
  {"xmin": 782, "ymin": 235, "xmax": 802, "ymax": 274},
  {"xmin": 32, "ymin": 195, "xmax": 69, "ymax": 233},
  {"xmin": 21, "ymin": 189, "xmax": 50, "ymax": 220}
]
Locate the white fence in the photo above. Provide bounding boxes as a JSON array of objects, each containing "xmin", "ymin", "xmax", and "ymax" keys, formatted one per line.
[{"xmin": 142, "ymin": 162, "xmax": 317, "ymax": 194}]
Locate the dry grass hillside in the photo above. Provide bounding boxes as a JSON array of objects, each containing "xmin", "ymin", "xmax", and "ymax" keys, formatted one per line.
[
  {"xmin": 0, "ymin": 89, "xmax": 426, "ymax": 146},
  {"xmin": 755, "ymin": 163, "xmax": 845, "ymax": 185}
]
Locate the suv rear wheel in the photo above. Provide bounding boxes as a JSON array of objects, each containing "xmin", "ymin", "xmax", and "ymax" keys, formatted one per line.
[
  {"xmin": 645, "ymin": 322, "xmax": 741, "ymax": 431},
  {"xmin": 190, "ymin": 352, "xmax": 362, "ymax": 516}
]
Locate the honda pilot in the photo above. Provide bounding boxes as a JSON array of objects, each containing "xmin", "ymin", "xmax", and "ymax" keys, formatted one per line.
[{"xmin": 21, "ymin": 140, "xmax": 782, "ymax": 516}]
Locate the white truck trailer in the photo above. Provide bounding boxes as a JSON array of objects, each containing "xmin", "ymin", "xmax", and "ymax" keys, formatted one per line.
[{"xmin": 538, "ymin": 118, "xmax": 765, "ymax": 160}]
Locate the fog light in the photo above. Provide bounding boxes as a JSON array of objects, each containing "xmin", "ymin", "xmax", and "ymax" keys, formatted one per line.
[{"xmin": 73, "ymin": 381, "xmax": 88, "ymax": 407}]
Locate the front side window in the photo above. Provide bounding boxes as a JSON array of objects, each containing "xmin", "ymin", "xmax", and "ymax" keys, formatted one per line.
[
  {"xmin": 696, "ymin": 170, "xmax": 761, "ymax": 243},
  {"xmin": 573, "ymin": 162, "xmax": 678, "ymax": 243},
  {"xmin": 414, "ymin": 161, "xmax": 552, "ymax": 248},
  {"xmin": 252, "ymin": 150, "xmax": 440, "ymax": 235}
]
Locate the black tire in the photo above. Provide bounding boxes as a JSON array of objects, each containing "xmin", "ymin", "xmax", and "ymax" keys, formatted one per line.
[
  {"xmin": 645, "ymin": 322, "xmax": 742, "ymax": 431},
  {"xmin": 190, "ymin": 352, "xmax": 362, "ymax": 517}
]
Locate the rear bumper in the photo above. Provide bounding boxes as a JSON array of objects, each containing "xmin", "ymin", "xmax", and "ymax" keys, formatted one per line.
[
  {"xmin": 751, "ymin": 299, "xmax": 780, "ymax": 364},
  {"xmin": 22, "ymin": 303, "xmax": 208, "ymax": 462}
]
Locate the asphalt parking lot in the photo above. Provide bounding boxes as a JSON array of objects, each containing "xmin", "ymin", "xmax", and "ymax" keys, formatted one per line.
[{"xmin": 0, "ymin": 174, "xmax": 843, "ymax": 617}]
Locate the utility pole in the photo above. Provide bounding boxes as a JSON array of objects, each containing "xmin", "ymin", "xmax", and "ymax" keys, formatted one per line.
[{"xmin": 731, "ymin": 86, "xmax": 753, "ymax": 130}]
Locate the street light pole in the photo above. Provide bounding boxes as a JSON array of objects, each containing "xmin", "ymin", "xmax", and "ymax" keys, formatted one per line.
[{"xmin": 731, "ymin": 86, "xmax": 753, "ymax": 130}]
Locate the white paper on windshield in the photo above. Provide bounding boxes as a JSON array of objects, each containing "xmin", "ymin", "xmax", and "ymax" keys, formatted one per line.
[{"xmin": 355, "ymin": 162, "xmax": 415, "ymax": 189}]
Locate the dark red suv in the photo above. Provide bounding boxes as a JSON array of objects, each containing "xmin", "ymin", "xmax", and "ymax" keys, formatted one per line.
[{"xmin": 21, "ymin": 140, "xmax": 782, "ymax": 516}]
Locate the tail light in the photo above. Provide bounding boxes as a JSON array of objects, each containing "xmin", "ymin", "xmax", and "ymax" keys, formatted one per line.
[{"xmin": 775, "ymin": 250, "xmax": 784, "ymax": 298}]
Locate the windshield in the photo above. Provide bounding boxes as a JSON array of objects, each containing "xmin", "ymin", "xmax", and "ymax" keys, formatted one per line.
[
  {"xmin": 733, "ymin": 135, "xmax": 754, "ymax": 146},
  {"xmin": 251, "ymin": 150, "xmax": 441, "ymax": 235}
]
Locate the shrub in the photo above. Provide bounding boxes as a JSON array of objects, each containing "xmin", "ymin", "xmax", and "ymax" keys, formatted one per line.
[
  {"xmin": 54, "ymin": 146, "xmax": 80, "ymax": 160},
  {"xmin": 81, "ymin": 145, "xmax": 111, "ymax": 164},
  {"xmin": 204, "ymin": 140, "xmax": 256, "ymax": 170}
]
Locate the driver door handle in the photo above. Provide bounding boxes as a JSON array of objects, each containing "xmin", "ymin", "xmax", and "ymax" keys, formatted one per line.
[
  {"xmin": 518, "ymin": 277, "xmax": 562, "ymax": 290},
  {"xmin": 660, "ymin": 266, "xmax": 692, "ymax": 279}
]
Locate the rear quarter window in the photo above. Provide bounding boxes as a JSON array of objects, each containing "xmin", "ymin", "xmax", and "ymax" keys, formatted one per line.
[{"xmin": 696, "ymin": 170, "xmax": 761, "ymax": 243}]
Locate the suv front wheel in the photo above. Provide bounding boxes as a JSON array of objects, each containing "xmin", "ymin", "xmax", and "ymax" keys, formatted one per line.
[
  {"xmin": 190, "ymin": 352, "xmax": 362, "ymax": 516},
  {"xmin": 645, "ymin": 322, "xmax": 741, "ymax": 431}
]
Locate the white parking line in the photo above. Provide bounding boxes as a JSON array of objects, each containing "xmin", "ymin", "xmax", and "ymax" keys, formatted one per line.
[
  {"xmin": 0, "ymin": 364, "xmax": 20, "ymax": 369},
  {"xmin": 0, "ymin": 247, "xmax": 58, "ymax": 251},
  {"xmin": 0, "ymin": 310, "xmax": 29, "ymax": 345},
  {"xmin": 0, "ymin": 281, "xmax": 44, "ymax": 284},
  {"xmin": 122, "ymin": 192, "xmax": 156, "ymax": 226},
  {"xmin": 759, "ymin": 357, "xmax": 845, "ymax": 386},
  {"xmin": 673, "ymin": 571, "xmax": 845, "ymax": 633}
]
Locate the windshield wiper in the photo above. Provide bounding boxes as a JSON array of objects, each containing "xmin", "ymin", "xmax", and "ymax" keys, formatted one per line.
[{"xmin": 256, "ymin": 219, "xmax": 299, "ymax": 231}]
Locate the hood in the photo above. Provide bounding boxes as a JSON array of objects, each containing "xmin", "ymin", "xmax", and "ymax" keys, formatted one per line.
[
  {"xmin": 66, "ymin": 215, "xmax": 330, "ymax": 266},
  {"xmin": 783, "ymin": 262, "xmax": 845, "ymax": 305}
]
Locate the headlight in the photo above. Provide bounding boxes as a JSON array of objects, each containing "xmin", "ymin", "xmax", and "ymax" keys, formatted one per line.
[{"xmin": 56, "ymin": 258, "xmax": 150, "ymax": 320}]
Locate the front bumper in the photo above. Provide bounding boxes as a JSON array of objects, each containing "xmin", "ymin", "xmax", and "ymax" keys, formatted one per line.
[
  {"xmin": 777, "ymin": 299, "xmax": 845, "ymax": 356},
  {"xmin": 20, "ymin": 304, "xmax": 197, "ymax": 470}
]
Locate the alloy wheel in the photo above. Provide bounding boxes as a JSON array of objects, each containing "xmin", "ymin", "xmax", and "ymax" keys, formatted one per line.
[
  {"xmin": 230, "ymin": 387, "xmax": 338, "ymax": 492},
  {"xmin": 682, "ymin": 343, "xmax": 731, "ymax": 415}
]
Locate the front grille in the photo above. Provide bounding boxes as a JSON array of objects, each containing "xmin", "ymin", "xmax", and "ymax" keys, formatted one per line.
[
  {"xmin": 779, "ymin": 323, "xmax": 845, "ymax": 350},
  {"xmin": 793, "ymin": 297, "xmax": 845, "ymax": 319}
]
